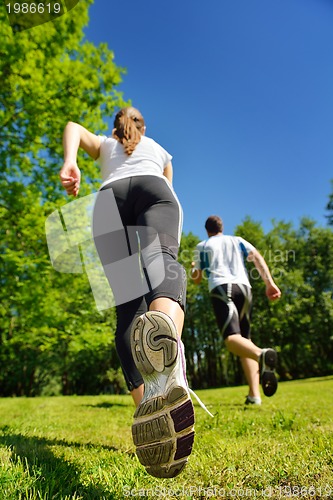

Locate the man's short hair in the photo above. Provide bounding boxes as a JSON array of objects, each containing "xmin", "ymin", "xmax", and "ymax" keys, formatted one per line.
[{"xmin": 205, "ymin": 215, "xmax": 223, "ymax": 234}]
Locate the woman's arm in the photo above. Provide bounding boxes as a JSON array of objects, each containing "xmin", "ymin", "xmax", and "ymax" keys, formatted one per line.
[
  {"xmin": 63, "ymin": 121, "xmax": 101, "ymax": 160},
  {"xmin": 60, "ymin": 122, "xmax": 101, "ymax": 197},
  {"xmin": 163, "ymin": 162, "xmax": 173, "ymax": 184}
]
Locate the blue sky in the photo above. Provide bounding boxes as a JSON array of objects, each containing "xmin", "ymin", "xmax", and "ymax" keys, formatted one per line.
[{"xmin": 84, "ymin": 0, "xmax": 333, "ymax": 241}]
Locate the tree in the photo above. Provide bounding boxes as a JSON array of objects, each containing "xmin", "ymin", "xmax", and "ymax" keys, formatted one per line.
[
  {"xmin": 237, "ymin": 217, "xmax": 333, "ymax": 381},
  {"xmin": 325, "ymin": 180, "xmax": 333, "ymax": 226},
  {"xmin": 1, "ymin": 2, "xmax": 332, "ymax": 394},
  {"xmin": 181, "ymin": 216, "xmax": 333, "ymax": 389},
  {"xmin": 180, "ymin": 232, "xmax": 227, "ymax": 389},
  {"xmin": 0, "ymin": 1, "xmax": 127, "ymax": 395}
]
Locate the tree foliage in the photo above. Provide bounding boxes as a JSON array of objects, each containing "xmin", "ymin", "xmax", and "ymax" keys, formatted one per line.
[
  {"xmin": 0, "ymin": 1, "xmax": 127, "ymax": 396},
  {"xmin": 181, "ymin": 217, "xmax": 333, "ymax": 388},
  {"xmin": 0, "ymin": 3, "xmax": 332, "ymax": 396},
  {"xmin": 326, "ymin": 179, "xmax": 333, "ymax": 226}
]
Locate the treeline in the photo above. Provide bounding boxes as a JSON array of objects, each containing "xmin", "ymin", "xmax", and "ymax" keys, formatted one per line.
[
  {"xmin": 1, "ymin": 2, "xmax": 332, "ymax": 397},
  {"xmin": 0, "ymin": 0, "xmax": 126, "ymax": 397},
  {"xmin": 180, "ymin": 218, "xmax": 333, "ymax": 389}
]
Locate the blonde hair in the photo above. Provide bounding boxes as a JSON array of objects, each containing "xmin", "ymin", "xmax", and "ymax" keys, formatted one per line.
[{"xmin": 113, "ymin": 107, "xmax": 145, "ymax": 155}]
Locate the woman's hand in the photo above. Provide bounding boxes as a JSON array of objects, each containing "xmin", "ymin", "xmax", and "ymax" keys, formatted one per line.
[{"xmin": 60, "ymin": 160, "xmax": 81, "ymax": 197}]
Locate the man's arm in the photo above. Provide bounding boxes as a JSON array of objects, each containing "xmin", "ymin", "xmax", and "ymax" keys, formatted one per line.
[
  {"xmin": 191, "ymin": 262, "xmax": 203, "ymax": 285},
  {"xmin": 60, "ymin": 122, "xmax": 101, "ymax": 197},
  {"xmin": 247, "ymin": 249, "xmax": 281, "ymax": 300}
]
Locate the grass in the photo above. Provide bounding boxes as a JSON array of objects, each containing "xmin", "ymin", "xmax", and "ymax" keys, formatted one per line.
[{"xmin": 0, "ymin": 377, "xmax": 332, "ymax": 499}]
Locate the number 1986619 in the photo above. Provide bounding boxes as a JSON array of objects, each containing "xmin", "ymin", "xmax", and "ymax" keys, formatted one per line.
[{"xmin": 6, "ymin": 3, "xmax": 61, "ymax": 14}]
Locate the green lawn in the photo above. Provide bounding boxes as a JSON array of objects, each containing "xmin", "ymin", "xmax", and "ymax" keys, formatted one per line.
[{"xmin": 0, "ymin": 377, "xmax": 332, "ymax": 499}]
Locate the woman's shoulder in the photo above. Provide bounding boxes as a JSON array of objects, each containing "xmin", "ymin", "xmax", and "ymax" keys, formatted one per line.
[
  {"xmin": 141, "ymin": 136, "xmax": 172, "ymax": 157},
  {"xmin": 141, "ymin": 135, "xmax": 157, "ymax": 146},
  {"xmin": 99, "ymin": 135, "xmax": 119, "ymax": 157},
  {"xmin": 99, "ymin": 135, "xmax": 117, "ymax": 145}
]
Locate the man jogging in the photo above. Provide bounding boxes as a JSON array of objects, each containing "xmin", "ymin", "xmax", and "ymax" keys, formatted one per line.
[{"xmin": 191, "ymin": 215, "xmax": 281, "ymax": 405}]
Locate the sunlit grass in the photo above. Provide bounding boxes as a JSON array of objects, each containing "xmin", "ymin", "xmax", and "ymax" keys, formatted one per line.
[{"xmin": 0, "ymin": 377, "xmax": 332, "ymax": 499}]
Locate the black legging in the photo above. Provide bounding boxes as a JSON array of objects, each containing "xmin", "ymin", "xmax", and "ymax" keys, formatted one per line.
[{"xmin": 92, "ymin": 175, "xmax": 186, "ymax": 390}]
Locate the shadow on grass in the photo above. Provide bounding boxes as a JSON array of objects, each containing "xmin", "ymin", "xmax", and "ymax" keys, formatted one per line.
[
  {"xmin": 83, "ymin": 401, "xmax": 130, "ymax": 409},
  {"xmin": 0, "ymin": 426, "xmax": 130, "ymax": 499}
]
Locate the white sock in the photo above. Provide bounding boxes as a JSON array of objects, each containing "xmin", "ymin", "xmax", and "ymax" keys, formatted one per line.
[{"xmin": 247, "ymin": 395, "xmax": 262, "ymax": 404}]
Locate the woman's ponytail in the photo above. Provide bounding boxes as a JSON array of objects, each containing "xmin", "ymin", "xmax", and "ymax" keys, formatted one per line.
[{"xmin": 113, "ymin": 107, "xmax": 145, "ymax": 155}]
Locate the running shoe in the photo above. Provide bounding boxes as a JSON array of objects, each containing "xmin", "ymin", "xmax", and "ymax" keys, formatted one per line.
[
  {"xmin": 245, "ymin": 395, "xmax": 262, "ymax": 405},
  {"xmin": 260, "ymin": 348, "xmax": 278, "ymax": 397},
  {"xmin": 130, "ymin": 311, "xmax": 195, "ymax": 478}
]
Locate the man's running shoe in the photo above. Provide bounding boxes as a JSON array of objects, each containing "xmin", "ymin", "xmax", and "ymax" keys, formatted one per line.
[
  {"xmin": 260, "ymin": 348, "xmax": 278, "ymax": 397},
  {"xmin": 245, "ymin": 395, "xmax": 262, "ymax": 405},
  {"xmin": 130, "ymin": 311, "xmax": 195, "ymax": 478}
]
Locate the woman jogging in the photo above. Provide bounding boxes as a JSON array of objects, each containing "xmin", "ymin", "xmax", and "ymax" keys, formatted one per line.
[{"xmin": 60, "ymin": 107, "xmax": 194, "ymax": 478}]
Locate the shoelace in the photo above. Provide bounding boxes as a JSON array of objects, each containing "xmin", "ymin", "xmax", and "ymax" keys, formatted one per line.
[
  {"xmin": 179, "ymin": 339, "xmax": 214, "ymax": 418},
  {"xmin": 188, "ymin": 387, "xmax": 214, "ymax": 418}
]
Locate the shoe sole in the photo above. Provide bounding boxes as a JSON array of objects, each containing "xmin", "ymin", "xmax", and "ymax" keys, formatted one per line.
[
  {"xmin": 131, "ymin": 311, "xmax": 195, "ymax": 478},
  {"xmin": 261, "ymin": 349, "xmax": 278, "ymax": 397}
]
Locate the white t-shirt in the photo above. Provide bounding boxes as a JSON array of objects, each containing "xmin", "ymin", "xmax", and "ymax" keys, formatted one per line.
[
  {"xmin": 194, "ymin": 234, "xmax": 256, "ymax": 292},
  {"xmin": 98, "ymin": 135, "xmax": 172, "ymax": 188}
]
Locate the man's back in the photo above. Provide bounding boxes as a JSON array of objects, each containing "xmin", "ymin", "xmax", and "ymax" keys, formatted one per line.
[{"xmin": 196, "ymin": 234, "xmax": 255, "ymax": 291}]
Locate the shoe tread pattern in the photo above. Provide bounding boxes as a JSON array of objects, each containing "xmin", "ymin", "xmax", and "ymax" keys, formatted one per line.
[
  {"xmin": 133, "ymin": 397, "xmax": 195, "ymax": 478},
  {"xmin": 134, "ymin": 386, "xmax": 188, "ymax": 418},
  {"xmin": 261, "ymin": 371, "xmax": 277, "ymax": 397},
  {"xmin": 132, "ymin": 313, "xmax": 178, "ymax": 375},
  {"xmin": 131, "ymin": 312, "xmax": 195, "ymax": 478},
  {"xmin": 146, "ymin": 460, "xmax": 188, "ymax": 478},
  {"xmin": 261, "ymin": 349, "xmax": 278, "ymax": 397},
  {"xmin": 264, "ymin": 349, "xmax": 277, "ymax": 369}
]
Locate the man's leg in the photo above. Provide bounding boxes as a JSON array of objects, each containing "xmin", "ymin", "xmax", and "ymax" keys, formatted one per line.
[
  {"xmin": 224, "ymin": 333, "xmax": 261, "ymax": 361},
  {"xmin": 240, "ymin": 357, "xmax": 260, "ymax": 399},
  {"xmin": 225, "ymin": 334, "xmax": 262, "ymax": 401},
  {"xmin": 225, "ymin": 334, "xmax": 278, "ymax": 399}
]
